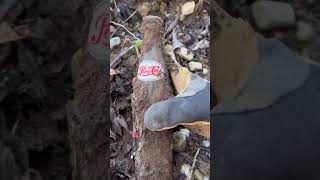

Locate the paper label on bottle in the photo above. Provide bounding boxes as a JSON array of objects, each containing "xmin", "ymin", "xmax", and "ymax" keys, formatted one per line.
[
  {"xmin": 137, "ymin": 60, "xmax": 164, "ymax": 81},
  {"xmin": 87, "ymin": 0, "xmax": 108, "ymax": 60}
]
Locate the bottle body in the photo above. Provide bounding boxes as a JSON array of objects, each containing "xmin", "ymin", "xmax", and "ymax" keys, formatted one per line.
[{"xmin": 136, "ymin": 16, "xmax": 170, "ymax": 100}]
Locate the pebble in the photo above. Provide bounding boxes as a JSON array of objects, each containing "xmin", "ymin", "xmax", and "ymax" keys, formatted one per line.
[
  {"xmin": 188, "ymin": 61, "xmax": 203, "ymax": 71},
  {"xmin": 193, "ymin": 39, "xmax": 209, "ymax": 50},
  {"xmin": 137, "ymin": 2, "xmax": 151, "ymax": 17},
  {"xmin": 160, "ymin": 2, "xmax": 167, "ymax": 15},
  {"xmin": 181, "ymin": 1, "xmax": 195, "ymax": 16},
  {"xmin": 200, "ymin": 29, "xmax": 208, "ymax": 36},
  {"xmin": 179, "ymin": 128, "xmax": 190, "ymax": 137},
  {"xmin": 110, "ymin": 25, "xmax": 116, "ymax": 33},
  {"xmin": 202, "ymin": 68, "xmax": 209, "ymax": 75},
  {"xmin": 181, "ymin": 164, "xmax": 192, "ymax": 177},
  {"xmin": 177, "ymin": 47, "xmax": 194, "ymax": 61},
  {"xmin": 296, "ymin": 21, "xmax": 315, "ymax": 42},
  {"xmin": 251, "ymin": 0, "xmax": 295, "ymax": 30},
  {"xmin": 110, "ymin": 37, "xmax": 121, "ymax": 49},
  {"xmin": 194, "ymin": 169, "xmax": 205, "ymax": 180},
  {"xmin": 173, "ymin": 131, "xmax": 187, "ymax": 152},
  {"xmin": 180, "ymin": 14, "xmax": 185, "ymax": 21},
  {"xmin": 201, "ymin": 140, "xmax": 210, "ymax": 148}
]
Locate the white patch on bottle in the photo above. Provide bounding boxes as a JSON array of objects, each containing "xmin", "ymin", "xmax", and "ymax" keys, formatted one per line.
[
  {"xmin": 137, "ymin": 60, "xmax": 164, "ymax": 81},
  {"xmin": 87, "ymin": 0, "xmax": 108, "ymax": 60}
]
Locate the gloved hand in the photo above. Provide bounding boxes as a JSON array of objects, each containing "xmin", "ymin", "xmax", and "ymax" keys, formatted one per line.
[{"xmin": 144, "ymin": 71, "xmax": 210, "ymax": 137}]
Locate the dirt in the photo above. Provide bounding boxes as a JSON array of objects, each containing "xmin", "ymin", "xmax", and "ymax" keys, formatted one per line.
[{"xmin": 0, "ymin": 0, "xmax": 94, "ymax": 179}]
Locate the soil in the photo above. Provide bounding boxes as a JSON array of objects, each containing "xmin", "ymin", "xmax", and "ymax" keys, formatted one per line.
[{"xmin": 0, "ymin": 0, "xmax": 93, "ymax": 179}]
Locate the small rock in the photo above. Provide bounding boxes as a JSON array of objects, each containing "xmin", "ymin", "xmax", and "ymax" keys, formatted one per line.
[
  {"xmin": 188, "ymin": 61, "xmax": 203, "ymax": 71},
  {"xmin": 251, "ymin": 0, "xmax": 295, "ymax": 30},
  {"xmin": 200, "ymin": 29, "xmax": 208, "ymax": 36},
  {"xmin": 194, "ymin": 169, "xmax": 205, "ymax": 180},
  {"xmin": 110, "ymin": 25, "xmax": 116, "ymax": 33},
  {"xmin": 180, "ymin": 14, "xmax": 186, "ymax": 21},
  {"xmin": 296, "ymin": 21, "xmax": 315, "ymax": 42},
  {"xmin": 181, "ymin": 1, "xmax": 195, "ymax": 16},
  {"xmin": 204, "ymin": 176, "xmax": 209, "ymax": 180},
  {"xmin": 177, "ymin": 47, "xmax": 194, "ymax": 61},
  {"xmin": 110, "ymin": 37, "xmax": 121, "ymax": 49},
  {"xmin": 202, "ymin": 68, "xmax": 209, "ymax": 75},
  {"xmin": 181, "ymin": 33, "xmax": 195, "ymax": 46},
  {"xmin": 173, "ymin": 129, "xmax": 189, "ymax": 152},
  {"xmin": 160, "ymin": 2, "xmax": 167, "ymax": 15},
  {"xmin": 179, "ymin": 128, "xmax": 190, "ymax": 137},
  {"xmin": 201, "ymin": 140, "xmax": 210, "ymax": 148},
  {"xmin": 181, "ymin": 164, "xmax": 192, "ymax": 177},
  {"xmin": 193, "ymin": 39, "xmax": 209, "ymax": 50},
  {"xmin": 198, "ymin": 35, "xmax": 203, "ymax": 40},
  {"xmin": 137, "ymin": 2, "xmax": 151, "ymax": 17}
]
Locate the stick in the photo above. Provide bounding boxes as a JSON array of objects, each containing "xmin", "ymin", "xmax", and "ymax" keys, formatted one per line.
[
  {"xmin": 111, "ymin": 21, "xmax": 140, "ymax": 40},
  {"xmin": 164, "ymin": 10, "xmax": 180, "ymax": 38},
  {"xmin": 111, "ymin": 9, "xmax": 138, "ymax": 37},
  {"xmin": 188, "ymin": 148, "xmax": 201, "ymax": 180},
  {"xmin": 110, "ymin": 45, "xmax": 135, "ymax": 68}
]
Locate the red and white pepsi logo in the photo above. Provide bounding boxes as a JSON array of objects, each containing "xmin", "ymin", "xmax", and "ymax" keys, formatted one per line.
[
  {"xmin": 87, "ymin": 0, "xmax": 108, "ymax": 60},
  {"xmin": 137, "ymin": 60, "xmax": 164, "ymax": 81}
]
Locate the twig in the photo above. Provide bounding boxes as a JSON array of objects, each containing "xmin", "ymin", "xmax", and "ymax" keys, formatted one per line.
[
  {"xmin": 164, "ymin": 11, "xmax": 181, "ymax": 38},
  {"xmin": 180, "ymin": 152, "xmax": 210, "ymax": 166},
  {"xmin": 135, "ymin": 45, "xmax": 141, "ymax": 59},
  {"xmin": 110, "ymin": 45, "xmax": 135, "ymax": 68},
  {"xmin": 111, "ymin": 9, "xmax": 138, "ymax": 37},
  {"xmin": 113, "ymin": 0, "xmax": 118, "ymax": 10},
  {"xmin": 111, "ymin": 21, "xmax": 140, "ymax": 40},
  {"xmin": 11, "ymin": 119, "xmax": 20, "ymax": 134},
  {"xmin": 188, "ymin": 148, "xmax": 200, "ymax": 180}
]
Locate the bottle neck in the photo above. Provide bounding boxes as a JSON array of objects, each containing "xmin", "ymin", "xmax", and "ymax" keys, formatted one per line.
[{"xmin": 140, "ymin": 18, "xmax": 163, "ymax": 54}]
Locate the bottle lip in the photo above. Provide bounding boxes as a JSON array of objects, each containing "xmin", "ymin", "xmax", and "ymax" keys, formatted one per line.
[{"xmin": 143, "ymin": 16, "xmax": 163, "ymax": 24}]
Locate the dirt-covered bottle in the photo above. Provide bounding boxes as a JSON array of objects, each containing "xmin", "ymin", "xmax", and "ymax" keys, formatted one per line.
[{"xmin": 136, "ymin": 16, "xmax": 172, "ymax": 102}]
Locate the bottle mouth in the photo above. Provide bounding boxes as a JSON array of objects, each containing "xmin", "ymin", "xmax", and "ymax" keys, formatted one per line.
[{"xmin": 143, "ymin": 16, "xmax": 163, "ymax": 24}]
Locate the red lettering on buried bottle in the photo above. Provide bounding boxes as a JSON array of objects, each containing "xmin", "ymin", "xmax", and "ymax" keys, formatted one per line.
[{"xmin": 90, "ymin": 13, "xmax": 108, "ymax": 46}]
